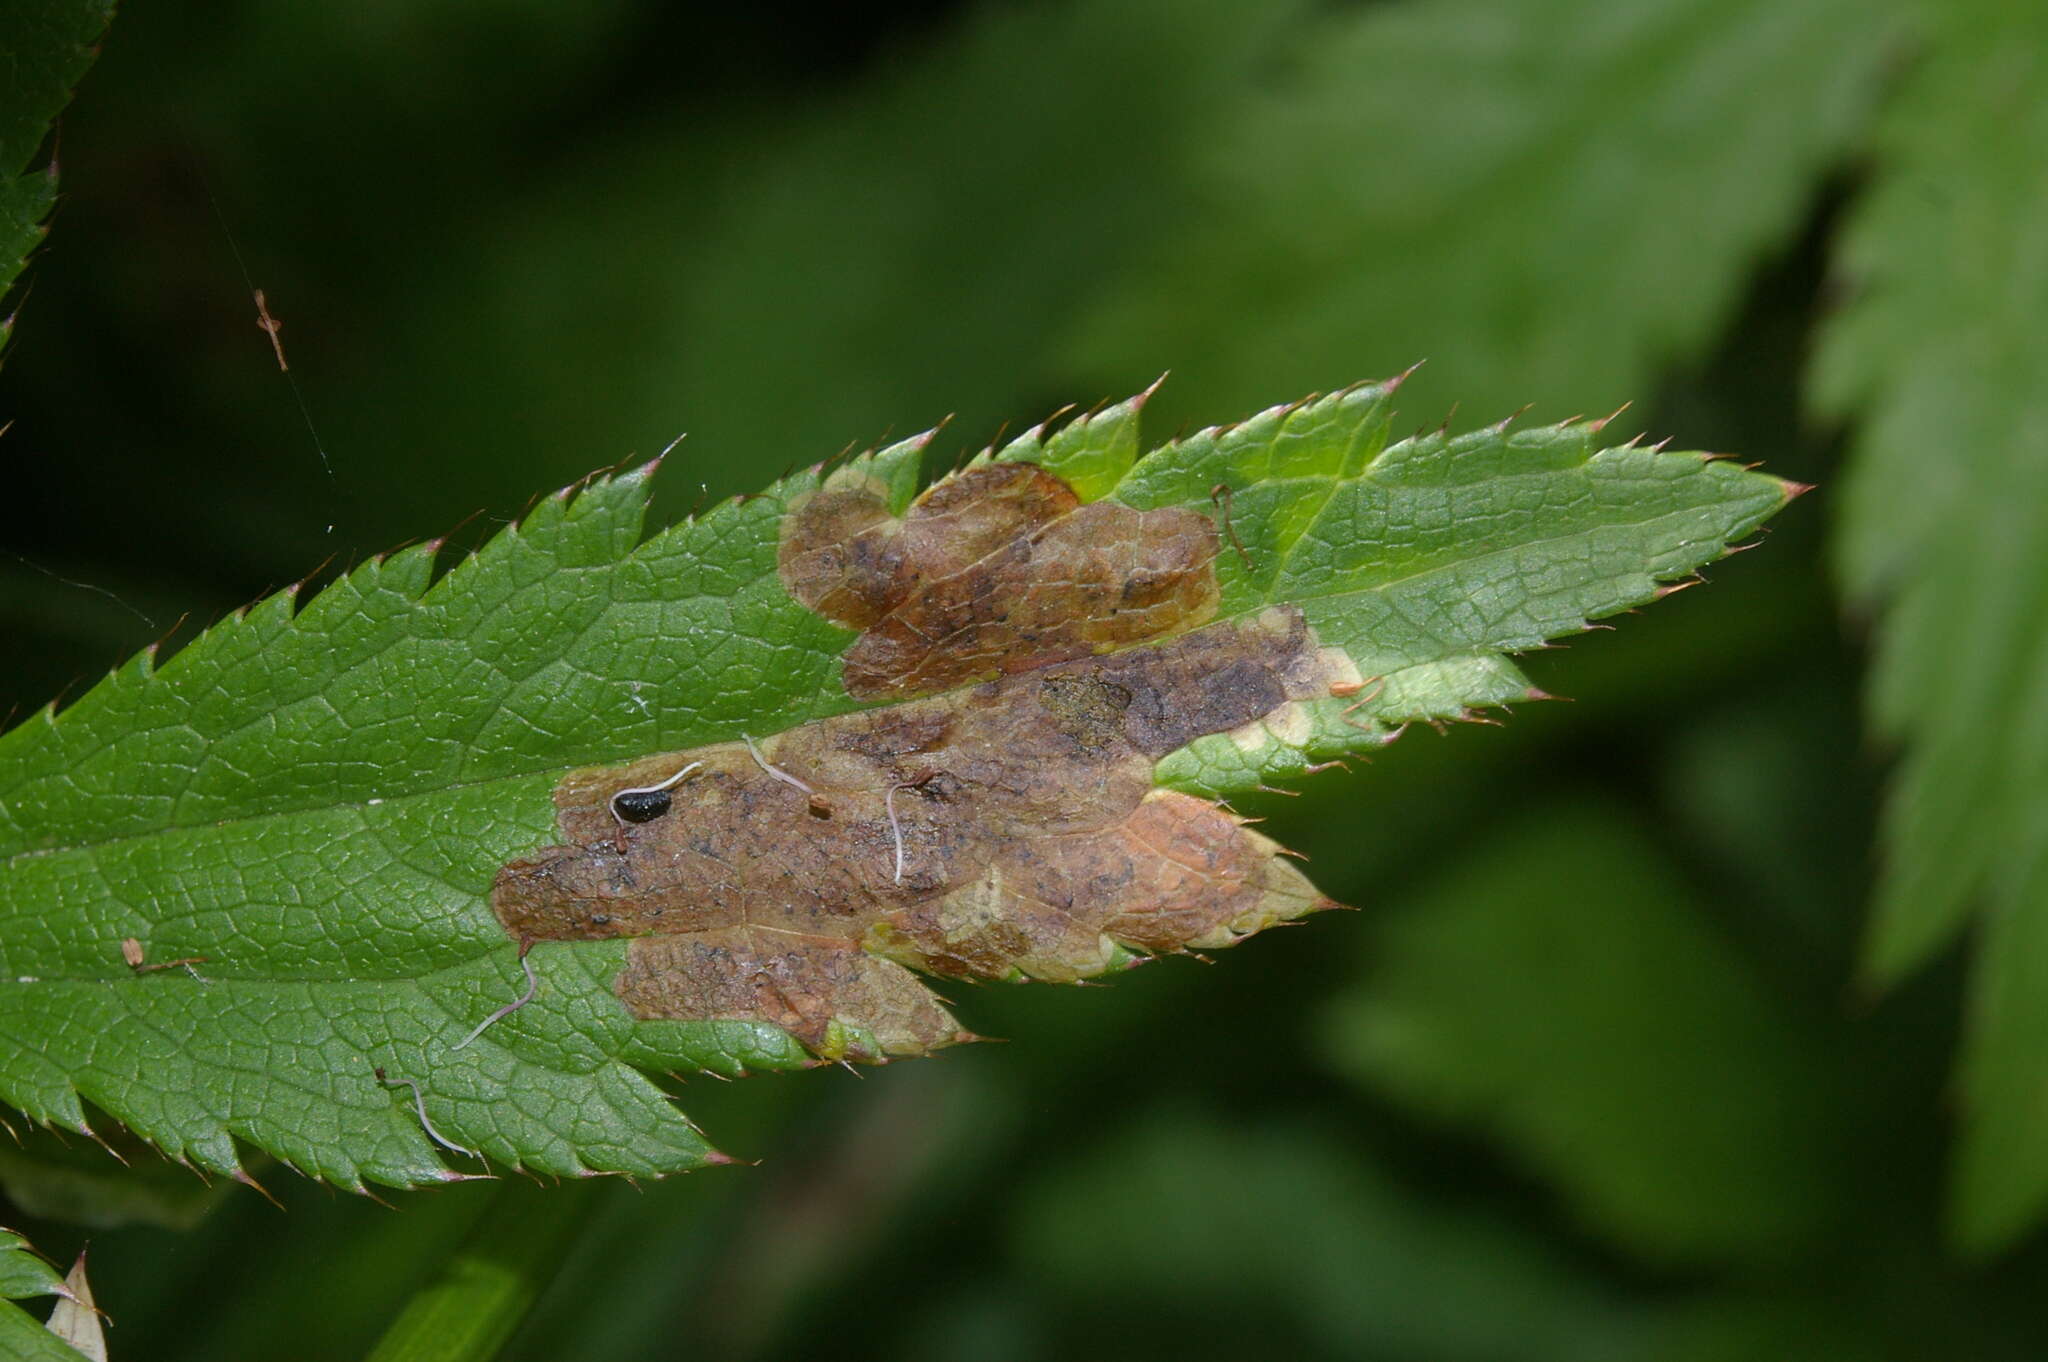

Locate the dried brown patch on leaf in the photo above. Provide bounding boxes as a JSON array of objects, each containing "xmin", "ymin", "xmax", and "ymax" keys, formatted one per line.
[
  {"xmin": 615, "ymin": 930, "xmax": 959, "ymax": 1059},
  {"xmin": 492, "ymin": 612, "xmax": 1347, "ymax": 1060},
  {"xmin": 778, "ymin": 461, "xmax": 1220, "ymax": 699}
]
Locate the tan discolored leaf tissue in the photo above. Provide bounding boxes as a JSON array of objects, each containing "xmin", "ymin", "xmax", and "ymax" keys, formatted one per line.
[{"xmin": 493, "ymin": 460, "xmax": 1347, "ymax": 1060}]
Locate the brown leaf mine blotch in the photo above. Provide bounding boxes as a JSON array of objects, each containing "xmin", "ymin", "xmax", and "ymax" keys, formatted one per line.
[
  {"xmin": 492, "ymin": 612, "xmax": 1343, "ymax": 1061},
  {"xmin": 779, "ymin": 462, "xmax": 1220, "ymax": 699}
]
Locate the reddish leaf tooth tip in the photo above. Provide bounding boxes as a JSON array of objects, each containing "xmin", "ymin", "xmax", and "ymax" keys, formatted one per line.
[
  {"xmin": 1781, "ymin": 480, "xmax": 1818, "ymax": 501},
  {"xmin": 1586, "ymin": 400, "xmax": 1633, "ymax": 434},
  {"xmin": 1487, "ymin": 403, "xmax": 1533, "ymax": 435},
  {"xmin": 232, "ymin": 1167, "xmax": 285, "ymax": 1209}
]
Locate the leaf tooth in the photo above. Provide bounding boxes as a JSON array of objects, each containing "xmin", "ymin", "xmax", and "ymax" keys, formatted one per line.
[
  {"xmin": 1486, "ymin": 403, "xmax": 1535, "ymax": 436},
  {"xmin": 230, "ymin": 1166, "xmax": 284, "ymax": 1210},
  {"xmin": 1586, "ymin": 400, "xmax": 1635, "ymax": 435}
]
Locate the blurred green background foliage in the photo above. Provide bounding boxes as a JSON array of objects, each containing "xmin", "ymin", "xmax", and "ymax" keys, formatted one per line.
[{"xmin": 5, "ymin": 0, "xmax": 2048, "ymax": 1357}]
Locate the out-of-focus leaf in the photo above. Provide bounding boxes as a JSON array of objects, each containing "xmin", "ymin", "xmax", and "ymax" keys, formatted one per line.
[
  {"xmin": 1812, "ymin": 0, "xmax": 2048, "ymax": 1253},
  {"xmin": 1643, "ymin": 1296, "xmax": 1902, "ymax": 1362},
  {"xmin": 1323, "ymin": 802, "xmax": 1849, "ymax": 1265},
  {"xmin": 0, "ymin": 1229, "xmax": 67, "ymax": 1306},
  {"xmin": 0, "ymin": 1229, "xmax": 81, "ymax": 1362},
  {"xmin": 1010, "ymin": 1111, "xmax": 1912, "ymax": 1362},
  {"xmin": 0, "ymin": 1120, "xmax": 231, "ymax": 1230},
  {"xmin": 363, "ymin": 1183, "xmax": 591, "ymax": 1362},
  {"xmin": 1067, "ymin": 0, "xmax": 1904, "ymax": 431},
  {"xmin": 0, "ymin": 0, "xmax": 114, "ymax": 310},
  {"xmin": 1010, "ymin": 1112, "xmax": 1632, "ymax": 1361}
]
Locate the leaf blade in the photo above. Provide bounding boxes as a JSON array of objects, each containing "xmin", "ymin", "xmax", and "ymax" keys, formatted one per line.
[{"xmin": 0, "ymin": 383, "xmax": 1794, "ymax": 1187}]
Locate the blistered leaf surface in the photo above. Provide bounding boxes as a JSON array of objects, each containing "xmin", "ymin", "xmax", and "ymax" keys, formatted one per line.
[
  {"xmin": 779, "ymin": 459, "xmax": 1218, "ymax": 699},
  {"xmin": 497, "ymin": 611, "xmax": 1336, "ymax": 1058}
]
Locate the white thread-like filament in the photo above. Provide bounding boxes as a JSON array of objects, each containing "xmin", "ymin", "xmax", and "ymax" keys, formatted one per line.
[
  {"xmin": 451, "ymin": 953, "xmax": 540, "ymax": 1052},
  {"xmin": 741, "ymin": 732, "xmax": 819, "ymax": 798},
  {"xmin": 608, "ymin": 760, "xmax": 703, "ymax": 829},
  {"xmin": 885, "ymin": 784, "xmax": 910, "ymax": 884},
  {"xmin": 377, "ymin": 1069, "xmax": 481, "ymax": 1160}
]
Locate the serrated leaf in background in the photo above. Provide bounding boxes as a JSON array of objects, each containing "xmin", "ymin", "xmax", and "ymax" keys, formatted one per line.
[
  {"xmin": 0, "ymin": 384, "xmax": 1791, "ymax": 1190},
  {"xmin": 1064, "ymin": 0, "xmax": 1905, "ymax": 434},
  {"xmin": 1322, "ymin": 802, "xmax": 1850, "ymax": 1265},
  {"xmin": 0, "ymin": 0, "xmax": 113, "ymax": 312},
  {"xmin": 1813, "ymin": 1, "xmax": 2048, "ymax": 1252}
]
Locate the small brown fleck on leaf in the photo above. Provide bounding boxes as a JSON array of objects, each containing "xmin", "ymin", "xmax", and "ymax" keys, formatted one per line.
[
  {"xmin": 779, "ymin": 461, "xmax": 1220, "ymax": 699},
  {"xmin": 492, "ymin": 614, "xmax": 1343, "ymax": 1060},
  {"xmin": 121, "ymin": 936, "xmax": 211, "ymax": 976}
]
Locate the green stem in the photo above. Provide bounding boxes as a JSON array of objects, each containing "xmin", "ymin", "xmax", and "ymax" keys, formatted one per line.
[{"xmin": 363, "ymin": 1179, "xmax": 600, "ymax": 1362}]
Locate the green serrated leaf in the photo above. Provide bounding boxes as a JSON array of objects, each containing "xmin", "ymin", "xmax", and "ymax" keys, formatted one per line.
[
  {"xmin": 1, "ymin": 0, "xmax": 114, "ymax": 323},
  {"xmin": 1117, "ymin": 379, "xmax": 1793, "ymax": 792},
  {"xmin": 1812, "ymin": 1, "xmax": 2048, "ymax": 1253},
  {"xmin": 0, "ymin": 380, "xmax": 1791, "ymax": 1190},
  {"xmin": 989, "ymin": 380, "xmax": 1156, "ymax": 501}
]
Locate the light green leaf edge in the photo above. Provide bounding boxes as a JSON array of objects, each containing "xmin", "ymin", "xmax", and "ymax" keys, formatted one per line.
[{"xmin": 0, "ymin": 377, "xmax": 1793, "ymax": 1190}]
